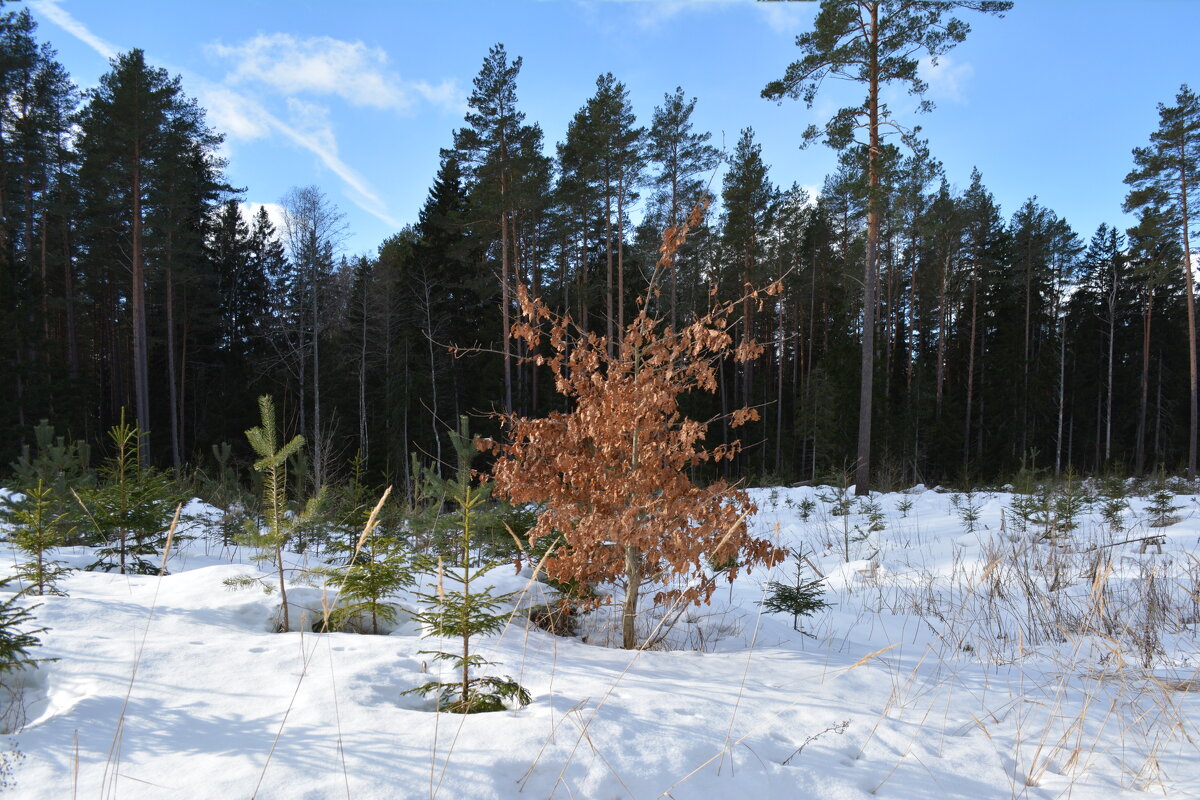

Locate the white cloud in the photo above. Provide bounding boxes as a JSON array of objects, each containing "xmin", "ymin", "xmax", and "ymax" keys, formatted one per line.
[
  {"xmin": 26, "ymin": 5, "xmax": 402, "ymax": 231},
  {"xmin": 195, "ymin": 83, "xmax": 401, "ymax": 228},
  {"xmin": 919, "ymin": 55, "xmax": 974, "ymax": 103},
  {"xmin": 575, "ymin": 0, "xmax": 812, "ymax": 34},
  {"xmin": 29, "ymin": 0, "xmax": 117, "ymax": 59},
  {"xmin": 754, "ymin": 1, "xmax": 816, "ymax": 34},
  {"xmin": 198, "ymin": 84, "xmax": 272, "ymax": 141},
  {"xmin": 243, "ymin": 201, "xmax": 286, "ymax": 232},
  {"xmin": 209, "ymin": 33, "xmax": 462, "ymax": 113}
]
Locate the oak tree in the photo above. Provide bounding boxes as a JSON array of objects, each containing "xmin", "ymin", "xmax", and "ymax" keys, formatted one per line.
[{"xmin": 489, "ymin": 204, "xmax": 786, "ymax": 650}]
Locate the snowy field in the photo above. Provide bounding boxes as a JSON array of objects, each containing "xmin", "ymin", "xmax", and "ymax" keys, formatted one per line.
[{"xmin": 3, "ymin": 484, "xmax": 1200, "ymax": 799}]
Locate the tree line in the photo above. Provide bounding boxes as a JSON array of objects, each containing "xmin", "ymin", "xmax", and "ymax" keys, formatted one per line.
[{"xmin": 2, "ymin": 5, "xmax": 1198, "ymax": 492}]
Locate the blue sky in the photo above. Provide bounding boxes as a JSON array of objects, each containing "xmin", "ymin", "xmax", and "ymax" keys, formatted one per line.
[{"xmin": 24, "ymin": 0, "xmax": 1200, "ymax": 257}]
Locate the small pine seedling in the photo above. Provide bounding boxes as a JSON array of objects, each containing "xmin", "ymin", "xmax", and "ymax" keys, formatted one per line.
[
  {"xmin": 8, "ymin": 481, "xmax": 74, "ymax": 596},
  {"xmin": 951, "ymin": 490, "xmax": 983, "ymax": 535},
  {"xmin": 760, "ymin": 549, "xmax": 830, "ymax": 633},
  {"xmin": 76, "ymin": 410, "xmax": 179, "ymax": 575},
  {"xmin": 0, "ymin": 579, "xmax": 49, "ymax": 674},
  {"xmin": 1146, "ymin": 470, "xmax": 1182, "ymax": 528},
  {"xmin": 321, "ymin": 487, "xmax": 415, "ymax": 635},
  {"xmin": 1096, "ymin": 475, "xmax": 1130, "ymax": 535},
  {"xmin": 405, "ymin": 439, "xmax": 530, "ymax": 714},
  {"xmin": 227, "ymin": 396, "xmax": 325, "ymax": 632}
]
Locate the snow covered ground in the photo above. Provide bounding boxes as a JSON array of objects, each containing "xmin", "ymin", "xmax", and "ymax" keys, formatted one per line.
[{"xmin": 3, "ymin": 484, "xmax": 1200, "ymax": 799}]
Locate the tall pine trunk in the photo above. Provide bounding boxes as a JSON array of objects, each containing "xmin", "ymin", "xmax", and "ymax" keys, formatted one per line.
[
  {"xmin": 855, "ymin": 3, "xmax": 879, "ymax": 496},
  {"xmin": 1136, "ymin": 290, "xmax": 1154, "ymax": 472},
  {"xmin": 166, "ymin": 264, "xmax": 181, "ymax": 470},
  {"xmin": 964, "ymin": 269, "xmax": 979, "ymax": 479},
  {"xmin": 130, "ymin": 158, "xmax": 151, "ymax": 464},
  {"xmin": 1180, "ymin": 153, "xmax": 1197, "ymax": 478}
]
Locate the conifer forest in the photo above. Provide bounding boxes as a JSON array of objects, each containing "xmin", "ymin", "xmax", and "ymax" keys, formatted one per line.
[
  {"xmin": 2, "ymin": 1, "xmax": 1196, "ymax": 490},
  {"xmin": 3, "ymin": 2, "xmax": 1200, "ymax": 798}
]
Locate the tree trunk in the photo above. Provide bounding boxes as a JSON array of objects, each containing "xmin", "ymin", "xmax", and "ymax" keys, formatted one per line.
[
  {"xmin": 934, "ymin": 254, "xmax": 949, "ymax": 419},
  {"xmin": 854, "ymin": 3, "xmax": 879, "ymax": 497},
  {"xmin": 605, "ymin": 169, "xmax": 614, "ymax": 354},
  {"xmin": 618, "ymin": 169, "xmax": 626, "ymax": 339},
  {"xmin": 1022, "ymin": 232, "xmax": 1033, "ymax": 458},
  {"xmin": 62, "ymin": 219, "xmax": 78, "ymax": 381},
  {"xmin": 964, "ymin": 269, "xmax": 979, "ymax": 479},
  {"xmin": 1180, "ymin": 154, "xmax": 1197, "ymax": 478},
  {"xmin": 276, "ymin": 544, "xmax": 289, "ymax": 632},
  {"xmin": 166, "ymin": 265, "xmax": 182, "ymax": 470},
  {"xmin": 423, "ymin": 274, "xmax": 442, "ymax": 473},
  {"xmin": 501, "ymin": 209, "xmax": 512, "ymax": 414},
  {"xmin": 1136, "ymin": 289, "xmax": 1154, "ymax": 472},
  {"xmin": 359, "ymin": 272, "xmax": 369, "ymax": 462},
  {"xmin": 130, "ymin": 158, "xmax": 151, "ymax": 463},
  {"xmin": 621, "ymin": 545, "xmax": 642, "ymax": 650},
  {"xmin": 1055, "ymin": 313, "xmax": 1066, "ymax": 475},
  {"xmin": 670, "ymin": 166, "xmax": 679, "ymax": 331},
  {"xmin": 1105, "ymin": 270, "xmax": 1117, "ymax": 465},
  {"xmin": 309, "ymin": 234, "xmax": 324, "ymax": 488},
  {"xmin": 776, "ymin": 293, "xmax": 785, "ymax": 473}
]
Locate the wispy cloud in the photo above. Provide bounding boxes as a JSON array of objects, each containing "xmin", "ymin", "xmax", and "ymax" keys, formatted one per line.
[
  {"xmin": 29, "ymin": 2, "xmax": 403, "ymax": 230},
  {"xmin": 576, "ymin": 0, "xmax": 812, "ymax": 34},
  {"xmin": 193, "ymin": 80, "xmax": 401, "ymax": 228},
  {"xmin": 209, "ymin": 33, "xmax": 462, "ymax": 114},
  {"xmin": 919, "ymin": 55, "xmax": 974, "ymax": 103},
  {"xmin": 28, "ymin": 0, "xmax": 117, "ymax": 59}
]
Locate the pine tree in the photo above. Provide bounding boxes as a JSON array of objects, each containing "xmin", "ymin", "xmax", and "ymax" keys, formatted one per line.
[
  {"xmin": 581, "ymin": 73, "xmax": 644, "ymax": 346},
  {"xmin": 764, "ymin": 0, "xmax": 1012, "ymax": 494},
  {"xmin": 720, "ymin": 127, "xmax": 775, "ymax": 463},
  {"xmin": 406, "ymin": 418, "xmax": 529, "ymax": 713},
  {"xmin": 77, "ymin": 411, "xmax": 178, "ymax": 575},
  {"xmin": 647, "ymin": 87, "xmax": 720, "ymax": 329},
  {"xmin": 6, "ymin": 481, "xmax": 73, "ymax": 596},
  {"xmin": 233, "ymin": 395, "xmax": 325, "ymax": 632},
  {"xmin": 1127, "ymin": 204, "xmax": 1184, "ymax": 472},
  {"xmin": 453, "ymin": 44, "xmax": 527, "ymax": 415},
  {"xmin": 1124, "ymin": 85, "xmax": 1200, "ymax": 478},
  {"xmin": 76, "ymin": 49, "xmax": 224, "ymax": 463}
]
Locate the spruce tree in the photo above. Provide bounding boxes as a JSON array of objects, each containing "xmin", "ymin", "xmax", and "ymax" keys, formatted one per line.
[
  {"xmin": 761, "ymin": 549, "xmax": 829, "ymax": 633},
  {"xmin": 0, "ymin": 581, "xmax": 47, "ymax": 675},
  {"xmin": 9, "ymin": 419, "xmax": 91, "ymax": 500},
  {"xmin": 0, "ymin": 9, "xmax": 77, "ymax": 448},
  {"xmin": 320, "ymin": 461, "xmax": 414, "ymax": 635}
]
